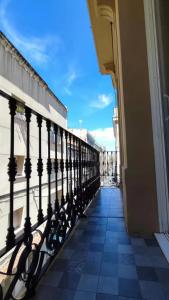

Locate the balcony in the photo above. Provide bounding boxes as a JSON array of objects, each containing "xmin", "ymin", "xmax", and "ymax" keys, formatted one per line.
[
  {"xmin": 0, "ymin": 90, "xmax": 169, "ymax": 300},
  {"xmin": 0, "ymin": 89, "xmax": 100, "ymax": 300}
]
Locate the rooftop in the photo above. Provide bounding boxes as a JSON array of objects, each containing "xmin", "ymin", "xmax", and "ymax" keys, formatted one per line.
[{"xmin": 0, "ymin": 31, "xmax": 67, "ymax": 112}]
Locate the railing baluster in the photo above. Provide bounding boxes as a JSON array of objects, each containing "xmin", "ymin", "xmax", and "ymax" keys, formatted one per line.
[
  {"xmin": 76, "ymin": 137, "xmax": 79, "ymax": 196},
  {"xmin": 24, "ymin": 107, "xmax": 32, "ymax": 240},
  {"xmin": 73, "ymin": 136, "xmax": 76, "ymax": 196},
  {"xmin": 54, "ymin": 124, "xmax": 59, "ymax": 214},
  {"xmin": 6, "ymin": 100, "xmax": 17, "ymax": 251},
  {"xmin": 65, "ymin": 131, "xmax": 70, "ymax": 204},
  {"xmin": 37, "ymin": 114, "xmax": 44, "ymax": 224},
  {"xmin": 60, "ymin": 128, "xmax": 65, "ymax": 206},
  {"xmin": 114, "ymin": 150, "xmax": 117, "ymax": 183},
  {"xmin": 46, "ymin": 120, "xmax": 52, "ymax": 219},
  {"xmin": 68, "ymin": 133, "xmax": 74, "ymax": 228},
  {"xmin": 69, "ymin": 133, "xmax": 73, "ymax": 201},
  {"xmin": 78, "ymin": 139, "xmax": 82, "ymax": 214}
]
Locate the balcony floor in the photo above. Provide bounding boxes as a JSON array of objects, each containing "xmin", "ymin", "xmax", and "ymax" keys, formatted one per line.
[{"xmin": 32, "ymin": 188, "xmax": 169, "ymax": 300}]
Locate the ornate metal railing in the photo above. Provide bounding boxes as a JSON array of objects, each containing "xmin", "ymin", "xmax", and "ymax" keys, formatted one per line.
[
  {"xmin": 0, "ymin": 90, "xmax": 100, "ymax": 300},
  {"xmin": 100, "ymin": 151, "xmax": 120, "ymax": 186}
]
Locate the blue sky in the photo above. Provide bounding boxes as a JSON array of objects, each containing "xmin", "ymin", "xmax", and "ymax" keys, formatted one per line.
[{"xmin": 0, "ymin": 0, "xmax": 117, "ymax": 149}]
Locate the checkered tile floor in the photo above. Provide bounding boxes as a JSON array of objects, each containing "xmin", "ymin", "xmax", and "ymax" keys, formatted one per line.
[{"xmin": 32, "ymin": 188, "xmax": 169, "ymax": 300}]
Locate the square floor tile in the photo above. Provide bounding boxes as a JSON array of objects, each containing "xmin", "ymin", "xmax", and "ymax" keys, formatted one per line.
[
  {"xmin": 135, "ymin": 254, "xmax": 154, "ymax": 267},
  {"xmin": 140, "ymin": 280, "xmax": 166, "ymax": 300},
  {"xmin": 136, "ymin": 266, "xmax": 158, "ymax": 281},
  {"xmin": 118, "ymin": 245, "xmax": 133, "ymax": 254},
  {"xmin": 34, "ymin": 286, "xmax": 75, "ymax": 300},
  {"xmin": 74, "ymin": 291, "xmax": 96, "ymax": 300},
  {"xmin": 87, "ymin": 251, "xmax": 103, "ymax": 262},
  {"xmin": 147, "ymin": 246, "xmax": 163, "ymax": 257},
  {"xmin": 83, "ymin": 260, "xmax": 101, "ymax": 275},
  {"xmin": 96, "ymin": 293, "xmax": 118, "ymax": 300},
  {"xmin": 156, "ymin": 267, "xmax": 169, "ymax": 283},
  {"xmin": 118, "ymin": 297, "xmax": 141, "ymax": 300},
  {"xmin": 118, "ymin": 278, "xmax": 141, "ymax": 298},
  {"xmin": 102, "ymin": 252, "xmax": 118, "ymax": 264},
  {"xmin": 51, "ymin": 258, "xmax": 69, "ymax": 272},
  {"xmin": 118, "ymin": 236, "xmax": 131, "ymax": 245},
  {"xmin": 32, "ymin": 285, "xmax": 58, "ymax": 300},
  {"xmin": 77, "ymin": 274, "xmax": 99, "ymax": 292},
  {"xmin": 132, "ymin": 245, "xmax": 148, "ymax": 255},
  {"xmin": 97, "ymin": 276, "xmax": 118, "ymax": 295},
  {"xmin": 118, "ymin": 265, "xmax": 138, "ymax": 280},
  {"xmin": 59, "ymin": 249, "xmax": 74, "ymax": 259},
  {"xmin": 100, "ymin": 262, "xmax": 118, "ymax": 277},
  {"xmin": 151, "ymin": 255, "xmax": 169, "ymax": 268},
  {"xmin": 67, "ymin": 259, "xmax": 85, "ymax": 274},
  {"xmin": 90, "ymin": 243, "xmax": 104, "ymax": 252},
  {"xmin": 40, "ymin": 270, "xmax": 63, "ymax": 287},
  {"xmin": 92, "ymin": 236, "xmax": 105, "ymax": 244},
  {"xmin": 160, "ymin": 283, "xmax": 169, "ymax": 300},
  {"xmin": 71, "ymin": 250, "xmax": 88, "ymax": 260},
  {"xmin": 58, "ymin": 271, "xmax": 80, "ymax": 289},
  {"xmin": 144, "ymin": 238, "xmax": 159, "ymax": 247},
  {"xmin": 104, "ymin": 242, "xmax": 118, "ymax": 253},
  {"xmin": 131, "ymin": 238, "xmax": 146, "ymax": 247},
  {"xmin": 118, "ymin": 254, "xmax": 135, "ymax": 265}
]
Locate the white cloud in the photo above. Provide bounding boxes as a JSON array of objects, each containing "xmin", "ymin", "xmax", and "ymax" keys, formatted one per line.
[
  {"xmin": 90, "ymin": 94, "xmax": 113, "ymax": 109},
  {"xmin": 64, "ymin": 69, "xmax": 77, "ymax": 96},
  {"xmin": 67, "ymin": 70, "xmax": 77, "ymax": 86},
  {"xmin": 0, "ymin": 0, "xmax": 60, "ymax": 65},
  {"xmin": 64, "ymin": 88, "xmax": 72, "ymax": 96},
  {"xmin": 90, "ymin": 127, "xmax": 116, "ymax": 151}
]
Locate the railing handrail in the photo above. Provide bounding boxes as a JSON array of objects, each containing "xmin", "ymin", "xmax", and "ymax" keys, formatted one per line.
[{"xmin": 0, "ymin": 90, "xmax": 99, "ymax": 153}]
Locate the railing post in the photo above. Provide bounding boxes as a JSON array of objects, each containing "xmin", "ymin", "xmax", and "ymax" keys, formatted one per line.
[
  {"xmin": 114, "ymin": 149, "xmax": 117, "ymax": 183},
  {"xmin": 65, "ymin": 131, "xmax": 70, "ymax": 204},
  {"xmin": 69, "ymin": 133, "xmax": 73, "ymax": 202},
  {"xmin": 46, "ymin": 119, "xmax": 52, "ymax": 220},
  {"xmin": 6, "ymin": 99, "xmax": 17, "ymax": 251},
  {"xmin": 37, "ymin": 114, "xmax": 44, "ymax": 224},
  {"xmin": 24, "ymin": 107, "xmax": 32, "ymax": 240},
  {"xmin": 73, "ymin": 135, "xmax": 76, "ymax": 196},
  {"xmin": 60, "ymin": 127, "xmax": 65, "ymax": 206},
  {"xmin": 78, "ymin": 139, "xmax": 86, "ymax": 218},
  {"xmin": 54, "ymin": 124, "xmax": 59, "ymax": 214}
]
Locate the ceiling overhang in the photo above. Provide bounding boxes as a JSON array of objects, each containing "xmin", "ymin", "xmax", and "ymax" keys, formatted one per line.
[{"xmin": 87, "ymin": 0, "xmax": 117, "ymax": 87}]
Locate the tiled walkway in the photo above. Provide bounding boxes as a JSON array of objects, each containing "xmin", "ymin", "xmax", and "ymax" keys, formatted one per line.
[{"xmin": 32, "ymin": 188, "xmax": 169, "ymax": 300}]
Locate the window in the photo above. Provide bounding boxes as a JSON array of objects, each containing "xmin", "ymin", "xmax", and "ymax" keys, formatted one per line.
[
  {"xmin": 13, "ymin": 207, "xmax": 23, "ymax": 230},
  {"xmin": 15, "ymin": 103, "xmax": 25, "ymax": 120},
  {"xmin": 51, "ymin": 159, "xmax": 55, "ymax": 181},
  {"xmin": 50, "ymin": 128, "xmax": 55, "ymax": 144},
  {"xmin": 15, "ymin": 155, "xmax": 25, "ymax": 177}
]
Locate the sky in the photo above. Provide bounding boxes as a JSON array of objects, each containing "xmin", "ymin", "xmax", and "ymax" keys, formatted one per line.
[{"xmin": 0, "ymin": 0, "xmax": 117, "ymax": 150}]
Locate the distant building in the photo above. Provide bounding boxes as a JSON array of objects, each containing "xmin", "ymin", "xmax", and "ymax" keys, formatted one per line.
[
  {"xmin": 69, "ymin": 128, "xmax": 97, "ymax": 148},
  {"xmin": 112, "ymin": 107, "xmax": 120, "ymax": 183}
]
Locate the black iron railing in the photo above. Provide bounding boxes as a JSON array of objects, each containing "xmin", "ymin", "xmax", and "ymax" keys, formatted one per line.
[
  {"xmin": 100, "ymin": 150, "xmax": 120, "ymax": 186},
  {"xmin": 0, "ymin": 90, "xmax": 100, "ymax": 300}
]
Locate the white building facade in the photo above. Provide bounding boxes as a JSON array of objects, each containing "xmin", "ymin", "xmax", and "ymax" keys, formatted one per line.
[
  {"xmin": 113, "ymin": 107, "xmax": 120, "ymax": 184},
  {"xmin": 0, "ymin": 32, "xmax": 67, "ymax": 251}
]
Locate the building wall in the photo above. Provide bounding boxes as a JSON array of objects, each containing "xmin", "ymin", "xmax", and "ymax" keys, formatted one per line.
[
  {"xmin": 88, "ymin": 0, "xmax": 159, "ymax": 235},
  {"xmin": 116, "ymin": 0, "xmax": 159, "ymax": 235},
  {"xmin": 0, "ymin": 34, "xmax": 67, "ymax": 250}
]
